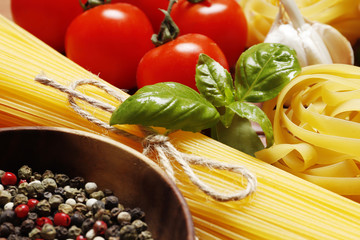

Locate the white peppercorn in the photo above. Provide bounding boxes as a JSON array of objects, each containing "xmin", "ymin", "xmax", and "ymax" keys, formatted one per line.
[
  {"xmin": 117, "ymin": 211, "xmax": 131, "ymax": 224},
  {"xmin": 86, "ymin": 198, "xmax": 98, "ymax": 210},
  {"xmin": 3, "ymin": 202, "xmax": 14, "ymax": 210},
  {"xmin": 93, "ymin": 236, "xmax": 105, "ymax": 240},
  {"xmin": 0, "ymin": 185, "xmax": 4, "ymax": 191},
  {"xmin": 85, "ymin": 182, "xmax": 97, "ymax": 194},
  {"xmin": 65, "ymin": 198, "xmax": 76, "ymax": 207},
  {"xmin": 85, "ymin": 228, "xmax": 96, "ymax": 239}
]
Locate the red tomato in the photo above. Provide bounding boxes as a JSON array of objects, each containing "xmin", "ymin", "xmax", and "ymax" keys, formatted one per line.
[
  {"xmin": 65, "ymin": 3, "xmax": 154, "ymax": 89},
  {"xmin": 112, "ymin": 0, "xmax": 169, "ymax": 33},
  {"xmin": 11, "ymin": 0, "xmax": 85, "ymax": 53},
  {"xmin": 136, "ymin": 33, "xmax": 229, "ymax": 90},
  {"xmin": 171, "ymin": 0, "xmax": 248, "ymax": 68}
]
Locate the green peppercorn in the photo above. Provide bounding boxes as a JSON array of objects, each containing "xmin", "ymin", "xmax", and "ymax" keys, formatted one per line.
[
  {"xmin": 42, "ymin": 178, "xmax": 57, "ymax": 192},
  {"xmin": 132, "ymin": 219, "xmax": 148, "ymax": 233},
  {"xmin": 18, "ymin": 165, "xmax": 32, "ymax": 180},
  {"xmin": 54, "ymin": 174, "xmax": 69, "ymax": 187},
  {"xmin": 119, "ymin": 224, "xmax": 138, "ymax": 240},
  {"xmin": 90, "ymin": 190, "xmax": 104, "ymax": 200},
  {"xmin": 138, "ymin": 230, "xmax": 153, "ymax": 240},
  {"xmin": 63, "ymin": 186, "xmax": 79, "ymax": 199},
  {"xmin": 13, "ymin": 194, "xmax": 28, "ymax": 206},
  {"xmin": 28, "ymin": 227, "xmax": 41, "ymax": 239},
  {"xmin": 58, "ymin": 203, "xmax": 73, "ymax": 215},
  {"xmin": 0, "ymin": 191, "xmax": 12, "ymax": 206},
  {"xmin": 36, "ymin": 200, "xmax": 51, "ymax": 216},
  {"xmin": 73, "ymin": 203, "xmax": 88, "ymax": 214},
  {"xmin": 48, "ymin": 195, "xmax": 64, "ymax": 210},
  {"xmin": 67, "ymin": 225, "xmax": 82, "ymax": 238},
  {"xmin": 42, "ymin": 170, "xmax": 55, "ymax": 180}
]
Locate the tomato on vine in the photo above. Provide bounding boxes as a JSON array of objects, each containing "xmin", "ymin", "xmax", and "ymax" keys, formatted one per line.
[
  {"xmin": 136, "ymin": 0, "xmax": 228, "ymax": 91},
  {"xmin": 171, "ymin": 0, "xmax": 248, "ymax": 68},
  {"xmin": 111, "ymin": 0, "xmax": 169, "ymax": 33},
  {"xmin": 65, "ymin": 3, "xmax": 154, "ymax": 89},
  {"xmin": 11, "ymin": 0, "xmax": 86, "ymax": 53}
]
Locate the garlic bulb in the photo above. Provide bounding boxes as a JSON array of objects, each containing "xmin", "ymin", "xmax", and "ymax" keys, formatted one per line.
[{"xmin": 264, "ymin": 0, "xmax": 354, "ymax": 67}]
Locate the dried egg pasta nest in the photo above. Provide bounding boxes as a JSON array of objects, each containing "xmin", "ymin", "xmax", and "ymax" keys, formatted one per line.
[{"xmin": 257, "ymin": 64, "xmax": 360, "ymax": 199}]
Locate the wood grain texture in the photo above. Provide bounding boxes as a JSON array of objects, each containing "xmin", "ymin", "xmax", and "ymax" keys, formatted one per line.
[{"xmin": 0, "ymin": 126, "xmax": 195, "ymax": 240}]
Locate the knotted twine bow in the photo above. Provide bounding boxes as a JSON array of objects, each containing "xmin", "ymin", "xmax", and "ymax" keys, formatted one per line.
[{"xmin": 35, "ymin": 74, "xmax": 257, "ymax": 202}]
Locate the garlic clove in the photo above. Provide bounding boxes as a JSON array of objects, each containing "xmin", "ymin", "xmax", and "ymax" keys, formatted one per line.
[
  {"xmin": 311, "ymin": 22, "xmax": 354, "ymax": 65},
  {"xmin": 298, "ymin": 23, "xmax": 333, "ymax": 66},
  {"xmin": 264, "ymin": 0, "xmax": 354, "ymax": 67}
]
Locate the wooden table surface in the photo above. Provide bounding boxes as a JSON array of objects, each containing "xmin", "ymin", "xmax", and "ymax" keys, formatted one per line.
[{"xmin": 0, "ymin": 0, "xmax": 12, "ymax": 20}]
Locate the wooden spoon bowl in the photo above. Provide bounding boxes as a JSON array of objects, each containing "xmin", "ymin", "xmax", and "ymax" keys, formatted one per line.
[{"xmin": 0, "ymin": 126, "xmax": 195, "ymax": 240}]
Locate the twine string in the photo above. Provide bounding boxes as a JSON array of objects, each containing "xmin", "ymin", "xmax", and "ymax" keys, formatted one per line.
[{"xmin": 35, "ymin": 74, "xmax": 257, "ymax": 202}]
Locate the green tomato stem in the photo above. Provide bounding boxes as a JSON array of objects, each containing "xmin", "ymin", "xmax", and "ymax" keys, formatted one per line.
[
  {"xmin": 187, "ymin": 0, "xmax": 206, "ymax": 3},
  {"xmin": 79, "ymin": 0, "xmax": 111, "ymax": 11},
  {"xmin": 151, "ymin": 0, "xmax": 180, "ymax": 47}
]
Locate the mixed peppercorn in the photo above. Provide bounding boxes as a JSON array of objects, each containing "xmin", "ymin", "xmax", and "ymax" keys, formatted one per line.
[{"xmin": 0, "ymin": 165, "xmax": 153, "ymax": 240}]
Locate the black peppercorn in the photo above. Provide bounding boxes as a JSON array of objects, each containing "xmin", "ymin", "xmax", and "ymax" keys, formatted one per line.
[
  {"xmin": 70, "ymin": 211, "xmax": 85, "ymax": 227},
  {"xmin": 102, "ymin": 188, "xmax": 113, "ymax": 197},
  {"xmin": 0, "ymin": 210, "xmax": 16, "ymax": 224},
  {"xmin": 55, "ymin": 226, "xmax": 68, "ymax": 240},
  {"xmin": 0, "ymin": 222, "xmax": 15, "ymax": 237},
  {"xmin": 105, "ymin": 225, "xmax": 120, "ymax": 238},
  {"xmin": 20, "ymin": 219, "xmax": 34, "ymax": 235},
  {"xmin": 81, "ymin": 218, "xmax": 94, "ymax": 233},
  {"xmin": 69, "ymin": 177, "xmax": 85, "ymax": 189},
  {"xmin": 54, "ymin": 187, "xmax": 65, "ymax": 197},
  {"xmin": 105, "ymin": 196, "xmax": 119, "ymax": 210},
  {"xmin": 129, "ymin": 208, "xmax": 145, "ymax": 221},
  {"xmin": 91, "ymin": 200, "xmax": 105, "ymax": 214},
  {"xmin": 26, "ymin": 212, "xmax": 38, "ymax": 221}
]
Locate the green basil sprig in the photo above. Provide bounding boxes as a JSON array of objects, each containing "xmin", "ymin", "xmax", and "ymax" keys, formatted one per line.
[{"xmin": 110, "ymin": 43, "xmax": 301, "ymax": 156}]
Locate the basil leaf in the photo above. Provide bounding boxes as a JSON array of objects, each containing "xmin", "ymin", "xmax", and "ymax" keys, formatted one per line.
[
  {"xmin": 211, "ymin": 115, "xmax": 264, "ymax": 156},
  {"xmin": 235, "ymin": 43, "xmax": 301, "ymax": 103},
  {"xmin": 228, "ymin": 101, "xmax": 274, "ymax": 148},
  {"xmin": 195, "ymin": 53, "xmax": 235, "ymax": 107},
  {"xmin": 109, "ymin": 82, "xmax": 220, "ymax": 132}
]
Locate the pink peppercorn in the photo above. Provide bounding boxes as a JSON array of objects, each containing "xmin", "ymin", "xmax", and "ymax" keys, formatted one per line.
[
  {"xmin": 54, "ymin": 212, "xmax": 71, "ymax": 226},
  {"xmin": 1, "ymin": 172, "xmax": 17, "ymax": 185},
  {"xmin": 76, "ymin": 235, "xmax": 87, "ymax": 240},
  {"xmin": 15, "ymin": 204, "xmax": 30, "ymax": 218},
  {"xmin": 36, "ymin": 217, "xmax": 53, "ymax": 228},
  {"xmin": 93, "ymin": 220, "xmax": 107, "ymax": 235},
  {"xmin": 27, "ymin": 199, "xmax": 39, "ymax": 211}
]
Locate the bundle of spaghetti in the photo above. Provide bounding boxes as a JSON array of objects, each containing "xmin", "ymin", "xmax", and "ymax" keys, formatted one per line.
[
  {"xmin": 238, "ymin": 0, "xmax": 360, "ymax": 47},
  {"xmin": 2, "ymin": 14, "xmax": 360, "ymax": 239},
  {"xmin": 257, "ymin": 63, "xmax": 360, "ymax": 201}
]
